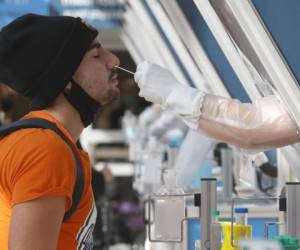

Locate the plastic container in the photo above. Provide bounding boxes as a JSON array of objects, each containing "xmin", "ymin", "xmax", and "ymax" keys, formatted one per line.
[
  {"xmin": 166, "ymin": 129, "xmax": 183, "ymax": 169},
  {"xmin": 187, "ymin": 219, "xmax": 200, "ymax": 250},
  {"xmin": 121, "ymin": 110, "xmax": 137, "ymax": 143},
  {"xmin": 152, "ymin": 169, "xmax": 185, "ymax": 242},
  {"xmin": 167, "ymin": 139, "xmax": 180, "ymax": 169},
  {"xmin": 210, "ymin": 210, "xmax": 222, "ymax": 250},
  {"xmin": 158, "ymin": 168, "xmax": 184, "ymax": 195},
  {"xmin": 221, "ymin": 207, "xmax": 252, "ymax": 249},
  {"xmin": 220, "ymin": 222, "xmax": 252, "ymax": 250},
  {"xmin": 234, "ymin": 207, "xmax": 248, "ymax": 225},
  {"xmin": 143, "ymin": 137, "xmax": 163, "ymax": 187}
]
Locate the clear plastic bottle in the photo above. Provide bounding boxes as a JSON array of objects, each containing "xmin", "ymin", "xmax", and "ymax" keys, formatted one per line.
[
  {"xmin": 210, "ymin": 210, "xmax": 222, "ymax": 250},
  {"xmin": 234, "ymin": 207, "xmax": 248, "ymax": 225},
  {"xmin": 166, "ymin": 129, "xmax": 183, "ymax": 169},
  {"xmin": 234, "ymin": 207, "xmax": 252, "ymax": 242},
  {"xmin": 167, "ymin": 139, "xmax": 179, "ymax": 169},
  {"xmin": 143, "ymin": 136, "xmax": 163, "ymax": 192},
  {"xmin": 121, "ymin": 110, "xmax": 137, "ymax": 143},
  {"xmin": 157, "ymin": 168, "xmax": 184, "ymax": 195}
]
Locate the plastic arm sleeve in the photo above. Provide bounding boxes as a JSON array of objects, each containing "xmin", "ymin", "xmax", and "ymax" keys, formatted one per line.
[
  {"xmin": 198, "ymin": 95, "xmax": 300, "ymax": 151},
  {"xmin": 165, "ymin": 85, "xmax": 300, "ymax": 151}
]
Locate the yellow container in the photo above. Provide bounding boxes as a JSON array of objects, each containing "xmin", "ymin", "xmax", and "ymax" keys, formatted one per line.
[{"xmin": 221, "ymin": 222, "xmax": 252, "ymax": 250}]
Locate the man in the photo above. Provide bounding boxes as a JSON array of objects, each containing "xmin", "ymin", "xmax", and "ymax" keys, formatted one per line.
[
  {"xmin": 134, "ymin": 62, "xmax": 300, "ymax": 151},
  {"xmin": 0, "ymin": 14, "xmax": 120, "ymax": 249}
]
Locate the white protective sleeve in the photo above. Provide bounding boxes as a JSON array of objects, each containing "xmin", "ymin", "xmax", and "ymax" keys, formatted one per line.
[
  {"xmin": 175, "ymin": 129, "xmax": 216, "ymax": 188},
  {"xmin": 165, "ymin": 85, "xmax": 300, "ymax": 151}
]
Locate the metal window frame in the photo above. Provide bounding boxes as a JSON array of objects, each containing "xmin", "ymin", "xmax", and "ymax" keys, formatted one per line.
[
  {"xmin": 145, "ymin": 0, "xmax": 206, "ymax": 88},
  {"xmin": 120, "ymin": 31, "xmax": 143, "ymax": 64},
  {"xmin": 193, "ymin": 0, "xmax": 262, "ymax": 100},
  {"xmin": 158, "ymin": 0, "xmax": 229, "ymax": 96},
  {"xmin": 127, "ymin": 0, "xmax": 188, "ymax": 84},
  {"xmin": 194, "ymin": 0, "xmax": 300, "ymax": 203},
  {"xmin": 121, "ymin": 7, "xmax": 164, "ymax": 64},
  {"xmin": 193, "ymin": 0, "xmax": 300, "ymax": 126}
]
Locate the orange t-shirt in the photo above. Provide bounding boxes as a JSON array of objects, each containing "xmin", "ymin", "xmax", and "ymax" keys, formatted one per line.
[{"xmin": 0, "ymin": 111, "xmax": 96, "ymax": 250}]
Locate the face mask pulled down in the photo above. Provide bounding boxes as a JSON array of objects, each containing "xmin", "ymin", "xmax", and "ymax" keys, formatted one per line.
[{"xmin": 64, "ymin": 79, "xmax": 101, "ymax": 127}]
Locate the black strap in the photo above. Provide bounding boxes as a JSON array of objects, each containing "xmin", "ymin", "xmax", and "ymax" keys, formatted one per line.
[{"xmin": 0, "ymin": 118, "xmax": 84, "ymax": 221}]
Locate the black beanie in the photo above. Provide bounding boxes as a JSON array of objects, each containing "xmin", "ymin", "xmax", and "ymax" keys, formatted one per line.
[{"xmin": 0, "ymin": 13, "xmax": 98, "ymax": 109}]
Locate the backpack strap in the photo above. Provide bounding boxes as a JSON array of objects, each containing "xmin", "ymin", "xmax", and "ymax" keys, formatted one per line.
[{"xmin": 0, "ymin": 118, "xmax": 84, "ymax": 221}]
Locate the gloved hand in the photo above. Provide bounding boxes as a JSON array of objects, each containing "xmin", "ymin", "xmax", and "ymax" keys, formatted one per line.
[
  {"xmin": 134, "ymin": 61, "xmax": 181, "ymax": 106},
  {"xmin": 135, "ymin": 61, "xmax": 206, "ymax": 130}
]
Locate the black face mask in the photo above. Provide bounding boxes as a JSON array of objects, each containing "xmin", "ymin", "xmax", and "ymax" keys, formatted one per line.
[{"xmin": 64, "ymin": 79, "xmax": 101, "ymax": 127}]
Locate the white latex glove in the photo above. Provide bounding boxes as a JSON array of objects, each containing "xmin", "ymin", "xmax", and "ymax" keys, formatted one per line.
[
  {"xmin": 134, "ymin": 61, "xmax": 181, "ymax": 106},
  {"xmin": 135, "ymin": 61, "xmax": 206, "ymax": 130}
]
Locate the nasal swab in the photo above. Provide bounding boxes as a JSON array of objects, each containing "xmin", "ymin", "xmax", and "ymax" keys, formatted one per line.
[{"xmin": 114, "ymin": 66, "xmax": 135, "ymax": 75}]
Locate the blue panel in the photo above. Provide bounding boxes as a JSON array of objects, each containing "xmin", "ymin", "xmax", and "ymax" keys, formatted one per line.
[
  {"xmin": 0, "ymin": 0, "xmax": 50, "ymax": 27},
  {"xmin": 58, "ymin": 0, "xmax": 124, "ymax": 28},
  {"xmin": 84, "ymin": 19, "xmax": 122, "ymax": 29},
  {"xmin": 0, "ymin": 0, "xmax": 123, "ymax": 28},
  {"xmin": 252, "ymin": 0, "xmax": 300, "ymax": 85},
  {"xmin": 248, "ymin": 218, "xmax": 278, "ymax": 239},
  {"xmin": 176, "ymin": 0, "xmax": 250, "ymax": 102}
]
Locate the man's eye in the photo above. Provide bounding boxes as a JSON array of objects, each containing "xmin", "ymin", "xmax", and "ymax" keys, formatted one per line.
[{"xmin": 94, "ymin": 54, "xmax": 100, "ymax": 58}]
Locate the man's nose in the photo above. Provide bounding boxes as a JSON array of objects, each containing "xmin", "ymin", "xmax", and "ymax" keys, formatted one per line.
[{"xmin": 106, "ymin": 52, "xmax": 120, "ymax": 70}]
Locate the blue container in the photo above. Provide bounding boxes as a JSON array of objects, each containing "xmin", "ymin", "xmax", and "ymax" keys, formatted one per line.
[{"xmin": 188, "ymin": 219, "xmax": 201, "ymax": 250}]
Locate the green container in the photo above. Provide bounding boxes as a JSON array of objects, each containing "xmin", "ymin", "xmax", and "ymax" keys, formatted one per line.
[{"xmin": 272, "ymin": 235, "xmax": 299, "ymax": 250}]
